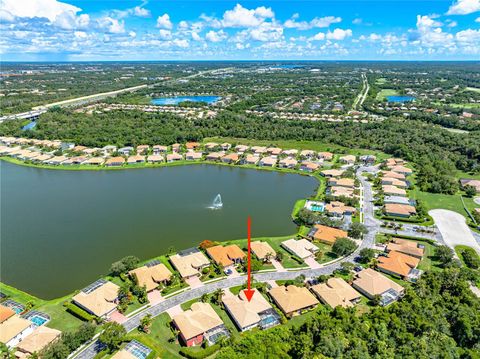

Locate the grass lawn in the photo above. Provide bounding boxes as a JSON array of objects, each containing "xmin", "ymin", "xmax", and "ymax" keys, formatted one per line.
[
  {"xmin": 292, "ymin": 199, "xmax": 306, "ymax": 219},
  {"xmin": 375, "ymin": 89, "xmax": 399, "ymax": 101},
  {"xmin": 465, "ymin": 87, "xmax": 480, "ymax": 93},
  {"xmin": 0, "ymin": 282, "xmax": 85, "ymax": 332},
  {"xmin": 125, "ymin": 313, "xmax": 183, "ymax": 359},
  {"xmin": 411, "ymin": 188, "xmax": 469, "ymax": 216},
  {"xmin": 375, "ymin": 78, "xmax": 387, "ymax": 85}
]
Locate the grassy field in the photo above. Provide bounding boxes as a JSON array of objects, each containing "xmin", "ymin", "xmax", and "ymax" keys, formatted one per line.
[
  {"xmin": 465, "ymin": 87, "xmax": 480, "ymax": 93},
  {"xmin": 0, "ymin": 282, "xmax": 84, "ymax": 332},
  {"xmin": 375, "ymin": 78, "xmax": 387, "ymax": 85},
  {"xmin": 375, "ymin": 89, "xmax": 399, "ymax": 101}
]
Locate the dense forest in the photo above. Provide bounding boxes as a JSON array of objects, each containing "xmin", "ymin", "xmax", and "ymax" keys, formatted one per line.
[{"xmin": 217, "ymin": 268, "xmax": 480, "ymax": 358}]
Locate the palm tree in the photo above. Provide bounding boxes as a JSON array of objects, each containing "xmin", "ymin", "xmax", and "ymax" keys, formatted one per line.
[{"xmin": 140, "ymin": 314, "xmax": 153, "ymax": 333}]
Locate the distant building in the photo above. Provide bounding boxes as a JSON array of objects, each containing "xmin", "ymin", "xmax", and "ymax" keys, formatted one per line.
[{"xmin": 352, "ymin": 268, "xmax": 404, "ymax": 306}]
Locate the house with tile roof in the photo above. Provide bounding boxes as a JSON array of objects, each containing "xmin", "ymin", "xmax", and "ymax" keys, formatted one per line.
[
  {"xmin": 268, "ymin": 285, "xmax": 319, "ymax": 317},
  {"xmin": 310, "ymin": 278, "xmax": 361, "ymax": 308}
]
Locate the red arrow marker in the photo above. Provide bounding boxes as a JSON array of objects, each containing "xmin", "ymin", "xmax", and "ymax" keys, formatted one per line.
[{"xmin": 243, "ymin": 216, "xmax": 255, "ymax": 302}]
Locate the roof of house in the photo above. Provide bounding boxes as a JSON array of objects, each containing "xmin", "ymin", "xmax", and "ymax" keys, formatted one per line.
[
  {"xmin": 105, "ymin": 157, "xmax": 125, "ymax": 165},
  {"xmin": 390, "ymin": 165, "xmax": 412, "ymax": 174},
  {"xmin": 382, "ymin": 185, "xmax": 407, "ymax": 196},
  {"xmin": 127, "ymin": 155, "xmax": 145, "ymax": 163},
  {"xmin": 250, "ymin": 241, "xmax": 276, "ymax": 260},
  {"xmin": 382, "ymin": 171, "xmax": 406, "ymax": 180},
  {"xmin": 222, "ymin": 290, "xmax": 272, "ymax": 329},
  {"xmin": 0, "ymin": 315, "xmax": 32, "ymax": 344},
  {"xmin": 129, "ymin": 263, "xmax": 172, "ymax": 292},
  {"xmin": 330, "ymin": 186, "xmax": 355, "ymax": 197},
  {"xmin": 353, "ymin": 268, "xmax": 404, "ymax": 296},
  {"xmin": 245, "ymin": 155, "xmax": 260, "ymax": 163},
  {"xmin": 300, "ymin": 150, "xmax": 316, "ymax": 156},
  {"xmin": 206, "ymin": 245, "xmax": 245, "ymax": 267},
  {"xmin": 0, "ymin": 305, "xmax": 15, "ymax": 323},
  {"xmin": 386, "ymin": 238, "xmax": 425, "ymax": 258},
  {"xmin": 281, "ymin": 238, "xmax": 319, "ymax": 259},
  {"xmin": 311, "ymin": 278, "xmax": 361, "ymax": 308},
  {"xmin": 170, "ymin": 250, "xmax": 210, "ymax": 278},
  {"xmin": 16, "ymin": 326, "xmax": 62, "ymax": 354},
  {"xmin": 72, "ymin": 281, "xmax": 119, "ymax": 317},
  {"xmin": 260, "ymin": 156, "xmax": 277, "ymax": 165},
  {"xmin": 223, "ymin": 153, "xmax": 239, "ymax": 161},
  {"xmin": 325, "ymin": 202, "xmax": 356, "ymax": 215},
  {"xmin": 269, "ymin": 285, "xmax": 319, "ymax": 314},
  {"xmin": 340, "ymin": 155, "xmax": 356, "ymax": 162},
  {"xmin": 321, "ymin": 169, "xmax": 345, "ymax": 177},
  {"xmin": 384, "ymin": 203, "xmax": 416, "ymax": 216},
  {"xmin": 329, "ymin": 178, "xmax": 355, "ymax": 187},
  {"xmin": 173, "ymin": 302, "xmax": 223, "ymax": 340},
  {"xmin": 318, "ymin": 152, "xmax": 333, "ymax": 159},
  {"xmin": 301, "ymin": 161, "xmax": 320, "ymax": 170},
  {"xmin": 166, "ymin": 153, "xmax": 183, "ymax": 160},
  {"xmin": 279, "ymin": 158, "xmax": 298, "ymax": 166},
  {"xmin": 311, "ymin": 224, "xmax": 348, "ymax": 244},
  {"xmin": 377, "ymin": 251, "xmax": 420, "ymax": 277}
]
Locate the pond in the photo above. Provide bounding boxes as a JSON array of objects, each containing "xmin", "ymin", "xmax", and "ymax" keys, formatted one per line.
[
  {"xmin": 22, "ymin": 121, "xmax": 37, "ymax": 131},
  {"xmin": 387, "ymin": 96, "xmax": 415, "ymax": 103},
  {"xmin": 0, "ymin": 162, "xmax": 318, "ymax": 298},
  {"xmin": 151, "ymin": 96, "xmax": 221, "ymax": 105}
]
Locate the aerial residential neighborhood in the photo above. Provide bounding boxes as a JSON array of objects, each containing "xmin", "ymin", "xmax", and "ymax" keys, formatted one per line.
[{"xmin": 1, "ymin": 0, "xmax": 480, "ymax": 358}]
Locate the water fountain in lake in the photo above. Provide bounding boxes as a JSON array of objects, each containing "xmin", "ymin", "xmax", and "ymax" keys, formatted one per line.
[{"xmin": 208, "ymin": 194, "xmax": 223, "ymax": 210}]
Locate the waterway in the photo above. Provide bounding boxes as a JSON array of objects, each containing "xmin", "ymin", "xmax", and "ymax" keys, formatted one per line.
[
  {"xmin": 0, "ymin": 162, "xmax": 317, "ymax": 298},
  {"xmin": 151, "ymin": 96, "xmax": 221, "ymax": 105}
]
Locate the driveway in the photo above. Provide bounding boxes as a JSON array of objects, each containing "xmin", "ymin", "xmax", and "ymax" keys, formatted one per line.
[
  {"xmin": 304, "ymin": 257, "xmax": 321, "ymax": 269},
  {"xmin": 185, "ymin": 276, "xmax": 203, "ymax": 288},
  {"xmin": 429, "ymin": 209, "xmax": 480, "ymax": 254}
]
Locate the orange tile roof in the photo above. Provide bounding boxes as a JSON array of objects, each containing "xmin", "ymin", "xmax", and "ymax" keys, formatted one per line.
[
  {"xmin": 206, "ymin": 245, "xmax": 245, "ymax": 267},
  {"xmin": 312, "ymin": 225, "xmax": 348, "ymax": 244},
  {"xmin": 377, "ymin": 251, "xmax": 420, "ymax": 277},
  {"xmin": 384, "ymin": 203, "xmax": 416, "ymax": 216},
  {"xmin": 0, "ymin": 305, "xmax": 15, "ymax": 323}
]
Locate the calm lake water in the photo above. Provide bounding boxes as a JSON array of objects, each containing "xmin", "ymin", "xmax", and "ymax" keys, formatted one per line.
[
  {"xmin": 151, "ymin": 96, "xmax": 221, "ymax": 105},
  {"xmin": 387, "ymin": 96, "xmax": 415, "ymax": 103},
  {"xmin": 1, "ymin": 162, "xmax": 317, "ymax": 299}
]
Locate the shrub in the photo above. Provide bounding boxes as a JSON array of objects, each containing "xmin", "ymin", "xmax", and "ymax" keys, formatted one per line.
[
  {"xmin": 332, "ymin": 238, "xmax": 357, "ymax": 256},
  {"xmin": 64, "ymin": 302, "xmax": 94, "ymax": 321},
  {"xmin": 179, "ymin": 344, "xmax": 221, "ymax": 359},
  {"xmin": 460, "ymin": 248, "xmax": 480, "ymax": 269}
]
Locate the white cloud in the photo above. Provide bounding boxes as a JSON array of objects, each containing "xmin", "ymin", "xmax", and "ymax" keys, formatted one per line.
[
  {"xmin": 447, "ymin": 20, "xmax": 458, "ymax": 27},
  {"xmin": 235, "ymin": 42, "xmax": 250, "ymax": 49},
  {"xmin": 129, "ymin": 31, "xmax": 136, "ymax": 38},
  {"xmin": 221, "ymin": 4, "xmax": 274, "ymax": 28},
  {"xmin": 156, "ymin": 13, "xmax": 173, "ymax": 29},
  {"xmin": 326, "ymin": 28, "xmax": 352, "ymax": 40},
  {"xmin": 416, "ymin": 15, "xmax": 442, "ymax": 30},
  {"xmin": 352, "ymin": 18, "xmax": 363, "ymax": 25},
  {"xmin": 476, "ymin": 16, "xmax": 480, "ymax": 21},
  {"xmin": 455, "ymin": 28, "xmax": 480, "ymax": 42},
  {"xmin": 133, "ymin": 6, "xmax": 150, "ymax": 17},
  {"xmin": 97, "ymin": 17, "xmax": 125, "ymax": 34},
  {"xmin": 284, "ymin": 15, "xmax": 341, "ymax": 30},
  {"xmin": 249, "ymin": 22, "xmax": 283, "ymax": 41},
  {"xmin": 191, "ymin": 32, "xmax": 202, "ymax": 41},
  {"xmin": 158, "ymin": 29, "xmax": 172, "ymax": 40},
  {"xmin": 205, "ymin": 30, "xmax": 227, "ymax": 42},
  {"xmin": 447, "ymin": 0, "xmax": 480, "ymax": 15},
  {"xmin": 310, "ymin": 32, "xmax": 326, "ymax": 41},
  {"xmin": 74, "ymin": 31, "xmax": 87, "ymax": 39},
  {"xmin": 173, "ymin": 39, "xmax": 189, "ymax": 48}
]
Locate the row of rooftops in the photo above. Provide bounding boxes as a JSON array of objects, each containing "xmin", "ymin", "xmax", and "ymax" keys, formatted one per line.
[{"xmin": 0, "ymin": 304, "xmax": 61, "ymax": 353}]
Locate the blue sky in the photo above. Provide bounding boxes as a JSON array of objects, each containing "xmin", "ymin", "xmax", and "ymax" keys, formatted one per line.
[{"xmin": 1, "ymin": 0, "xmax": 479, "ymax": 61}]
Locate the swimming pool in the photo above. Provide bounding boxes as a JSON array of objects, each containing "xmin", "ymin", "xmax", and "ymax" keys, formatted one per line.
[
  {"xmin": 22, "ymin": 311, "xmax": 50, "ymax": 326},
  {"xmin": 304, "ymin": 200, "xmax": 325, "ymax": 213},
  {"xmin": 30, "ymin": 315, "xmax": 48, "ymax": 326}
]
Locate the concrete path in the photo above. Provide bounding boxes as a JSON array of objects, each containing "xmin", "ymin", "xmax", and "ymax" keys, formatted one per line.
[
  {"xmin": 429, "ymin": 209, "xmax": 480, "ymax": 254},
  {"xmin": 185, "ymin": 276, "xmax": 203, "ymax": 288},
  {"xmin": 271, "ymin": 259, "xmax": 286, "ymax": 272},
  {"xmin": 304, "ymin": 257, "xmax": 322, "ymax": 269},
  {"xmin": 108, "ymin": 310, "xmax": 128, "ymax": 324},
  {"xmin": 147, "ymin": 290, "xmax": 163, "ymax": 305}
]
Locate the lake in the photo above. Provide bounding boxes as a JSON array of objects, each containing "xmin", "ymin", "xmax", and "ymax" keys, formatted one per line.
[
  {"xmin": 387, "ymin": 96, "xmax": 415, "ymax": 103},
  {"xmin": 0, "ymin": 162, "xmax": 317, "ymax": 299},
  {"xmin": 151, "ymin": 96, "xmax": 221, "ymax": 105}
]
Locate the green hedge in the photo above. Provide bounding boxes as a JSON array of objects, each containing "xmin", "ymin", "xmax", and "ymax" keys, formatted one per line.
[
  {"xmin": 179, "ymin": 344, "xmax": 220, "ymax": 359},
  {"xmin": 64, "ymin": 302, "xmax": 94, "ymax": 321}
]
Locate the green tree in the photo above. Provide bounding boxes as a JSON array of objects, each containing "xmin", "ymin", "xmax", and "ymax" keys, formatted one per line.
[
  {"xmin": 332, "ymin": 238, "xmax": 357, "ymax": 256},
  {"xmin": 348, "ymin": 223, "xmax": 368, "ymax": 239},
  {"xmin": 140, "ymin": 314, "xmax": 153, "ymax": 333},
  {"xmin": 359, "ymin": 248, "xmax": 375, "ymax": 263},
  {"xmin": 464, "ymin": 185, "xmax": 477, "ymax": 198},
  {"xmin": 340, "ymin": 262, "xmax": 354, "ymax": 274},
  {"xmin": 435, "ymin": 245, "xmax": 454, "ymax": 265},
  {"xmin": 99, "ymin": 322, "xmax": 126, "ymax": 352}
]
